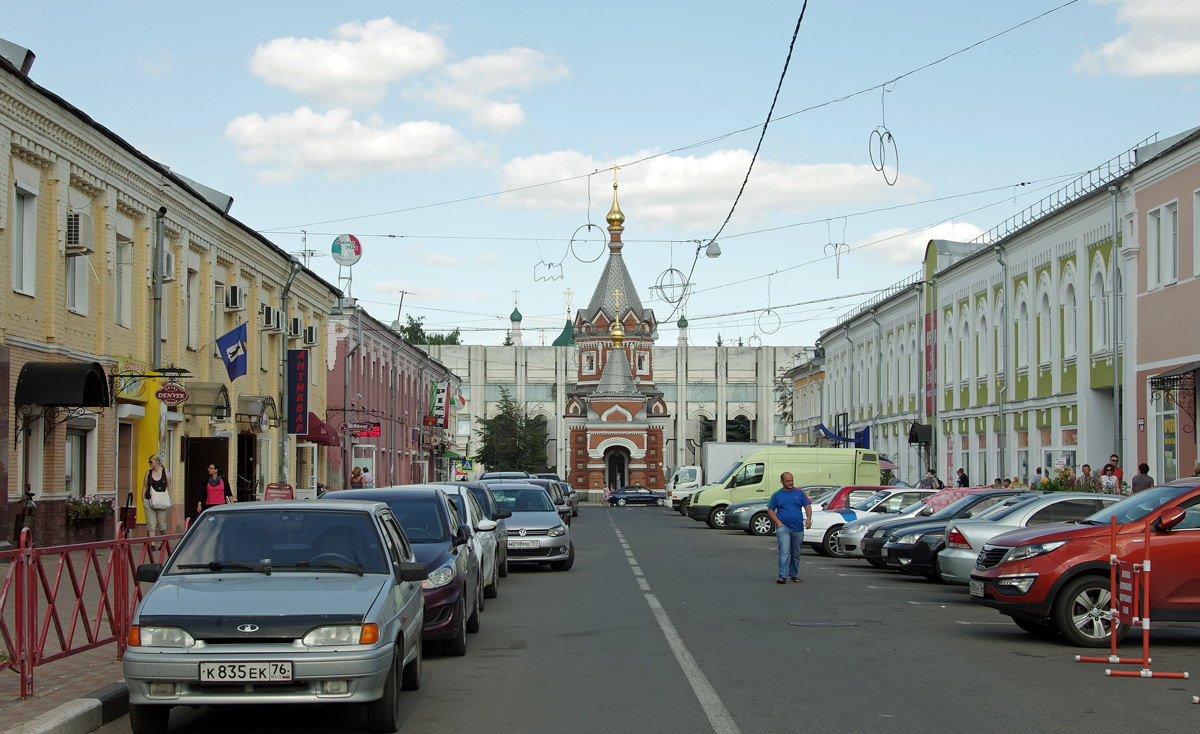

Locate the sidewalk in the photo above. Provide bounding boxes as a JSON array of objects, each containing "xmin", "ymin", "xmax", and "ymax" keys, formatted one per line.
[{"xmin": 0, "ymin": 646, "xmax": 125, "ymax": 733}]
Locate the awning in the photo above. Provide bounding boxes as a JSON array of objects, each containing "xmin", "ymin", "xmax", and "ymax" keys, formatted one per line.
[
  {"xmin": 442, "ymin": 450, "xmax": 463, "ymax": 459},
  {"xmin": 879, "ymin": 458, "xmax": 899, "ymax": 471},
  {"xmin": 1149, "ymin": 360, "xmax": 1200, "ymax": 422},
  {"xmin": 815, "ymin": 423, "xmax": 854, "ymax": 443},
  {"xmin": 15, "ymin": 361, "xmax": 110, "ymax": 407},
  {"xmin": 1149, "ymin": 361, "xmax": 1200, "ymax": 390},
  {"xmin": 181, "ymin": 382, "xmax": 231, "ymax": 418},
  {"xmin": 297, "ymin": 412, "xmax": 340, "ymax": 446},
  {"xmin": 235, "ymin": 394, "xmax": 278, "ymax": 431}
]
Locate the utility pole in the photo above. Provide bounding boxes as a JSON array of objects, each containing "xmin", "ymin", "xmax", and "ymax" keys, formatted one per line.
[
  {"xmin": 278, "ymin": 258, "xmax": 303, "ymax": 486},
  {"xmin": 152, "ymin": 207, "xmax": 166, "ymax": 369}
]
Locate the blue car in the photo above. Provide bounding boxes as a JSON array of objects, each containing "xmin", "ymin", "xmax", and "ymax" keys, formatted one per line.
[{"xmin": 608, "ymin": 485, "xmax": 667, "ymax": 507}]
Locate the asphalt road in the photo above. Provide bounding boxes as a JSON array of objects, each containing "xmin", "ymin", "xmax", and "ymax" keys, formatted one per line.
[{"xmin": 100, "ymin": 505, "xmax": 1200, "ymax": 734}]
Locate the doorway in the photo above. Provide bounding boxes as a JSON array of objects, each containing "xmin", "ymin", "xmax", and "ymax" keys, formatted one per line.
[
  {"xmin": 183, "ymin": 436, "xmax": 230, "ymax": 523},
  {"xmin": 605, "ymin": 448, "xmax": 628, "ymax": 489},
  {"xmin": 236, "ymin": 433, "xmax": 258, "ymax": 502}
]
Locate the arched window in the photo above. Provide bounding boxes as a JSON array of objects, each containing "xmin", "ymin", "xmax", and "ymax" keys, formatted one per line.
[
  {"xmin": 898, "ymin": 344, "xmax": 906, "ymax": 396},
  {"xmin": 909, "ymin": 339, "xmax": 917, "ymax": 391},
  {"xmin": 977, "ymin": 313, "xmax": 989, "ymax": 378},
  {"xmin": 1039, "ymin": 293, "xmax": 1052, "ymax": 364},
  {"xmin": 1017, "ymin": 301, "xmax": 1030, "ymax": 367},
  {"xmin": 961, "ymin": 316, "xmax": 972, "ymax": 381},
  {"xmin": 945, "ymin": 325, "xmax": 956, "ymax": 383},
  {"xmin": 1063, "ymin": 283, "xmax": 1077, "ymax": 358},
  {"xmin": 1092, "ymin": 273, "xmax": 1108, "ymax": 351}
]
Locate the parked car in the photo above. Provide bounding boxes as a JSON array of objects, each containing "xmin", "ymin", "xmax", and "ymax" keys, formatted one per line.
[
  {"xmin": 435, "ymin": 481, "xmax": 511, "ymax": 578},
  {"xmin": 123, "ymin": 501, "xmax": 428, "ymax": 734},
  {"xmin": 535, "ymin": 473, "xmax": 562, "ymax": 481},
  {"xmin": 489, "ymin": 486, "xmax": 574, "ymax": 571},
  {"xmin": 724, "ymin": 486, "xmax": 839, "ymax": 536},
  {"xmin": 938, "ymin": 492, "xmax": 1119, "ymax": 585},
  {"xmin": 804, "ymin": 488, "xmax": 938, "ymax": 557},
  {"xmin": 480, "ymin": 471, "xmax": 531, "ymax": 480},
  {"xmin": 835, "ymin": 498, "xmax": 932, "ymax": 558},
  {"xmin": 439, "ymin": 484, "xmax": 502, "ymax": 599},
  {"xmin": 331, "ymin": 488, "xmax": 483, "ymax": 656},
  {"xmin": 489, "ymin": 478, "xmax": 573, "ymax": 525},
  {"xmin": 608, "ymin": 485, "xmax": 667, "ymax": 507},
  {"xmin": 874, "ymin": 491, "xmax": 1035, "ymax": 576},
  {"xmin": 970, "ymin": 480, "xmax": 1200, "ymax": 646},
  {"xmin": 558, "ymin": 481, "xmax": 580, "ymax": 517}
]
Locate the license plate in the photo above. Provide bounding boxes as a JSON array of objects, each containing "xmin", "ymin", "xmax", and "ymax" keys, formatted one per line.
[
  {"xmin": 508, "ymin": 539, "xmax": 540, "ymax": 549},
  {"xmin": 199, "ymin": 661, "xmax": 292, "ymax": 682},
  {"xmin": 969, "ymin": 580, "xmax": 984, "ymax": 598}
]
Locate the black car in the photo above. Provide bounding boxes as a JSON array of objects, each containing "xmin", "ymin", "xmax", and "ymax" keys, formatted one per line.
[
  {"xmin": 879, "ymin": 492, "xmax": 1045, "ymax": 580},
  {"xmin": 331, "ymin": 488, "xmax": 482, "ymax": 656},
  {"xmin": 608, "ymin": 485, "xmax": 667, "ymax": 507},
  {"xmin": 435, "ymin": 481, "xmax": 511, "ymax": 577},
  {"xmin": 857, "ymin": 490, "xmax": 1023, "ymax": 568}
]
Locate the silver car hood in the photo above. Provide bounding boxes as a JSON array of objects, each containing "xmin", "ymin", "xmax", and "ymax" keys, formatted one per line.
[
  {"xmin": 140, "ymin": 573, "xmax": 388, "ymax": 619},
  {"xmin": 503, "ymin": 511, "xmax": 563, "ymax": 531}
]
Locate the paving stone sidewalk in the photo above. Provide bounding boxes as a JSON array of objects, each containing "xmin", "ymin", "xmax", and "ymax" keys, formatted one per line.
[{"xmin": 0, "ymin": 645, "xmax": 125, "ymax": 732}]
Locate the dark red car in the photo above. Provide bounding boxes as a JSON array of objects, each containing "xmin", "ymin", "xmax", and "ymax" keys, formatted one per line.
[{"xmin": 969, "ymin": 479, "xmax": 1200, "ymax": 647}]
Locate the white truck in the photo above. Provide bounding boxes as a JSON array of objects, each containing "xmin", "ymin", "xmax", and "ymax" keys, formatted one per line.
[{"xmin": 667, "ymin": 442, "xmax": 782, "ymax": 513}]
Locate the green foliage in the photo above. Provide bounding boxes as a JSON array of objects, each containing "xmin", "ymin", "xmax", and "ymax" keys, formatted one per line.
[
  {"xmin": 502, "ymin": 331, "xmax": 514, "ymax": 346},
  {"xmin": 475, "ymin": 388, "xmax": 548, "ymax": 472},
  {"xmin": 399, "ymin": 315, "xmax": 461, "ymax": 345},
  {"xmin": 1038, "ymin": 465, "xmax": 1129, "ymax": 495},
  {"xmin": 66, "ymin": 495, "xmax": 115, "ymax": 527}
]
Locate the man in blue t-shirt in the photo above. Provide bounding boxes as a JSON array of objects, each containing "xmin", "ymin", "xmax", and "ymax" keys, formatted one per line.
[{"xmin": 766, "ymin": 472, "xmax": 812, "ymax": 584}]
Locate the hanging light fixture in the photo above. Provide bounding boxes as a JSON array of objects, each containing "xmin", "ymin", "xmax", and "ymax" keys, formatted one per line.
[{"xmin": 705, "ymin": 240, "xmax": 721, "ymax": 258}]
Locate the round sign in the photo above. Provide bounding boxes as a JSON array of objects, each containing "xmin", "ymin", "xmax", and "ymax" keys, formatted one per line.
[
  {"xmin": 155, "ymin": 384, "xmax": 189, "ymax": 407},
  {"xmin": 331, "ymin": 234, "xmax": 362, "ymax": 267}
]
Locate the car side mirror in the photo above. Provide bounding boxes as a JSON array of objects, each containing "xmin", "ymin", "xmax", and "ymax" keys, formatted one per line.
[
  {"xmin": 476, "ymin": 519, "xmax": 498, "ymax": 532},
  {"xmin": 136, "ymin": 563, "xmax": 163, "ymax": 583},
  {"xmin": 554, "ymin": 498, "xmax": 565, "ymax": 506},
  {"xmin": 872, "ymin": 506, "xmax": 888, "ymax": 513},
  {"xmin": 453, "ymin": 525, "xmax": 470, "ymax": 546},
  {"xmin": 1158, "ymin": 506, "xmax": 1186, "ymax": 532},
  {"xmin": 397, "ymin": 562, "xmax": 428, "ymax": 582},
  {"xmin": 920, "ymin": 507, "xmax": 933, "ymax": 516},
  {"xmin": 495, "ymin": 509, "xmax": 512, "ymax": 520}
]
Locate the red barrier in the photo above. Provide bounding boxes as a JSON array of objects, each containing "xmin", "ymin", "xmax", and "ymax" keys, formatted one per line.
[{"xmin": 0, "ymin": 523, "xmax": 186, "ymax": 698}]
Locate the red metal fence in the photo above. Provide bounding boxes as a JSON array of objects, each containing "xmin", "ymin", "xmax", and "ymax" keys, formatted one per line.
[{"xmin": 0, "ymin": 524, "xmax": 185, "ymax": 699}]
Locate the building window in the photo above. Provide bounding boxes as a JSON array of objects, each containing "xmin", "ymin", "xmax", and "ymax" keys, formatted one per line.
[
  {"xmin": 456, "ymin": 416, "xmax": 471, "ymax": 437},
  {"xmin": 1150, "ymin": 205, "xmax": 1179, "ymax": 288},
  {"xmin": 577, "ymin": 435, "xmax": 584, "ymax": 442},
  {"xmin": 458, "ymin": 384, "xmax": 471, "ymax": 401},
  {"xmin": 727, "ymin": 384, "xmax": 756, "ymax": 402},
  {"xmin": 1091, "ymin": 273, "xmax": 1108, "ymax": 351},
  {"xmin": 1016, "ymin": 304, "xmax": 1029, "ymax": 367},
  {"xmin": 115, "ymin": 235, "xmax": 132, "ymax": 327},
  {"xmin": 65, "ymin": 430, "xmax": 87, "ymax": 496},
  {"xmin": 526, "ymin": 383, "xmax": 555, "ymax": 402},
  {"xmin": 1062, "ymin": 284, "xmax": 1077, "ymax": 358},
  {"xmin": 1038, "ymin": 293, "xmax": 1052, "ymax": 365},
  {"xmin": 12, "ymin": 185, "xmax": 37, "ymax": 295},
  {"xmin": 1156, "ymin": 391, "xmax": 1178, "ymax": 483},
  {"xmin": 687, "ymin": 383, "xmax": 717, "ymax": 401},
  {"xmin": 649, "ymin": 449, "xmax": 656, "ymax": 456},
  {"xmin": 660, "ymin": 385, "xmax": 677, "ymax": 402},
  {"xmin": 485, "ymin": 384, "xmax": 515, "ymax": 401},
  {"xmin": 186, "ymin": 269, "xmax": 199, "ymax": 350},
  {"xmin": 66, "ymin": 253, "xmax": 88, "ymax": 314}
]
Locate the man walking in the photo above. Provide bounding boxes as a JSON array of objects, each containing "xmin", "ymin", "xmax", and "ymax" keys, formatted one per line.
[
  {"xmin": 1109, "ymin": 455, "xmax": 1124, "ymax": 484},
  {"xmin": 767, "ymin": 472, "xmax": 812, "ymax": 585}
]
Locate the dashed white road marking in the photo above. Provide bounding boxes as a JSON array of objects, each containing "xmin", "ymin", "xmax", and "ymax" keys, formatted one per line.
[
  {"xmin": 956, "ymin": 620, "xmax": 1013, "ymax": 625},
  {"xmin": 637, "ymin": 577, "xmax": 652, "ymax": 591},
  {"xmin": 627, "ymin": 556, "xmax": 638, "ymax": 565},
  {"xmin": 632, "ymin": 566, "xmax": 644, "ymax": 576},
  {"xmin": 625, "ymin": 549, "xmax": 635, "ymax": 556}
]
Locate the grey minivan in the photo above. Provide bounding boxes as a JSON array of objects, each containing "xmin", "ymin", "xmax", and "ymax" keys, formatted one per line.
[{"xmin": 123, "ymin": 501, "xmax": 428, "ymax": 734}]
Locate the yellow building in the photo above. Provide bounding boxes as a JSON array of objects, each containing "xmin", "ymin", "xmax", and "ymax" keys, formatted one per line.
[{"xmin": 1, "ymin": 43, "xmax": 339, "ymax": 546}]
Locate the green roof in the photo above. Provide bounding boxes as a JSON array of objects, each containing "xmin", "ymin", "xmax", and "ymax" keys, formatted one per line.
[
  {"xmin": 551, "ymin": 318, "xmax": 575, "ymax": 346},
  {"xmin": 677, "ymin": 314, "xmax": 688, "ymax": 328},
  {"xmin": 510, "ymin": 307, "xmax": 522, "ymax": 322}
]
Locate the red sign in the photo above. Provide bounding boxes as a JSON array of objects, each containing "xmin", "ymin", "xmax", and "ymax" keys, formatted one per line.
[
  {"xmin": 924, "ymin": 312, "xmax": 938, "ymax": 416},
  {"xmin": 422, "ymin": 415, "xmax": 439, "ymax": 427},
  {"xmin": 263, "ymin": 483, "xmax": 294, "ymax": 501},
  {"xmin": 287, "ymin": 349, "xmax": 309, "ymax": 435},
  {"xmin": 342, "ymin": 421, "xmax": 381, "ymax": 437},
  {"xmin": 155, "ymin": 383, "xmax": 189, "ymax": 407}
]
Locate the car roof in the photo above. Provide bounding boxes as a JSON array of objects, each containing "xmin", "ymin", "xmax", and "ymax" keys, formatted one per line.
[
  {"xmin": 332, "ymin": 487, "xmax": 444, "ymax": 501},
  {"xmin": 211, "ymin": 498, "xmax": 389, "ymax": 512}
]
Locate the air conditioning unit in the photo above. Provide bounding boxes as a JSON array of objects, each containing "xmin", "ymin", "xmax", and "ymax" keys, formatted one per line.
[
  {"xmin": 65, "ymin": 212, "xmax": 95, "ymax": 256},
  {"xmin": 161, "ymin": 250, "xmax": 176, "ymax": 283},
  {"xmin": 289, "ymin": 317, "xmax": 303, "ymax": 339},
  {"xmin": 303, "ymin": 325, "xmax": 319, "ymax": 346},
  {"xmin": 261, "ymin": 305, "xmax": 279, "ymax": 331},
  {"xmin": 273, "ymin": 310, "xmax": 285, "ymax": 333},
  {"xmin": 224, "ymin": 285, "xmax": 246, "ymax": 312}
]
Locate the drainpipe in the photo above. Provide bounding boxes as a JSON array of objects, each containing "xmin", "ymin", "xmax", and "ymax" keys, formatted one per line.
[
  {"xmin": 416, "ymin": 354, "xmax": 432, "ymax": 482},
  {"xmin": 995, "ymin": 245, "xmax": 1009, "ymax": 482},
  {"xmin": 343, "ymin": 306, "xmax": 361, "ymax": 489},
  {"xmin": 870, "ymin": 309, "xmax": 883, "ymax": 444},
  {"xmin": 1109, "ymin": 184, "xmax": 1122, "ymax": 462},
  {"xmin": 152, "ymin": 207, "xmax": 166, "ymax": 369},
  {"xmin": 389, "ymin": 343, "xmax": 403, "ymax": 487},
  {"xmin": 277, "ymin": 258, "xmax": 302, "ymax": 486},
  {"xmin": 842, "ymin": 324, "xmax": 853, "ymax": 446}
]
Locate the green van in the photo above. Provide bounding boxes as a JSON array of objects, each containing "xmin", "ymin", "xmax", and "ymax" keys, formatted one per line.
[{"xmin": 685, "ymin": 447, "xmax": 881, "ymax": 528}]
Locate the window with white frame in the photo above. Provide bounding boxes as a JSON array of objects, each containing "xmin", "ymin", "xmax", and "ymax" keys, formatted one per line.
[
  {"xmin": 1038, "ymin": 293, "xmax": 1052, "ymax": 365},
  {"xmin": 1091, "ymin": 273, "xmax": 1108, "ymax": 351},
  {"xmin": 456, "ymin": 415, "xmax": 471, "ymax": 436},
  {"xmin": 12, "ymin": 183, "xmax": 37, "ymax": 295},
  {"xmin": 1194, "ymin": 191, "xmax": 1200, "ymax": 278},
  {"xmin": 1016, "ymin": 302, "xmax": 1029, "ymax": 367},
  {"xmin": 212, "ymin": 284, "xmax": 225, "ymax": 358},
  {"xmin": 186, "ymin": 268, "xmax": 199, "ymax": 350},
  {"xmin": 945, "ymin": 325, "xmax": 956, "ymax": 382},
  {"xmin": 960, "ymin": 317, "xmax": 971, "ymax": 381},
  {"xmin": 115, "ymin": 235, "xmax": 132, "ymax": 327},
  {"xmin": 977, "ymin": 314, "xmax": 989, "ymax": 377},
  {"xmin": 1062, "ymin": 284, "xmax": 1077, "ymax": 358},
  {"xmin": 66, "ymin": 251, "xmax": 88, "ymax": 314},
  {"xmin": 1150, "ymin": 205, "xmax": 1179, "ymax": 288}
]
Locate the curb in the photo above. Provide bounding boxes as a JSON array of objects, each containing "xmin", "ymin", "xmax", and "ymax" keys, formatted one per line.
[{"xmin": 5, "ymin": 683, "xmax": 128, "ymax": 734}]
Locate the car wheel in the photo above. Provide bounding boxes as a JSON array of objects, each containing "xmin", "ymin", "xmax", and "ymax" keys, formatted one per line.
[
  {"xmin": 1013, "ymin": 616, "xmax": 1060, "ymax": 639},
  {"xmin": 549, "ymin": 542, "xmax": 575, "ymax": 571},
  {"xmin": 466, "ymin": 583, "xmax": 482, "ymax": 633},
  {"xmin": 866, "ymin": 557, "xmax": 889, "ymax": 569},
  {"xmin": 922, "ymin": 556, "xmax": 947, "ymax": 584},
  {"xmin": 442, "ymin": 600, "xmax": 468, "ymax": 656},
  {"xmin": 749, "ymin": 512, "xmax": 774, "ymax": 537},
  {"xmin": 400, "ymin": 636, "xmax": 422, "ymax": 691},
  {"xmin": 128, "ymin": 704, "xmax": 171, "ymax": 734},
  {"xmin": 572, "ymin": 506, "xmax": 579, "ymax": 517},
  {"xmin": 617, "ymin": 498, "xmax": 627, "ymax": 506},
  {"xmin": 822, "ymin": 526, "xmax": 846, "ymax": 558},
  {"xmin": 679, "ymin": 497, "xmax": 689, "ymax": 516},
  {"xmin": 484, "ymin": 562, "xmax": 499, "ymax": 599},
  {"xmin": 1054, "ymin": 575, "xmax": 1127, "ymax": 648},
  {"xmin": 365, "ymin": 647, "xmax": 401, "ymax": 732},
  {"xmin": 706, "ymin": 506, "xmax": 727, "ymax": 529}
]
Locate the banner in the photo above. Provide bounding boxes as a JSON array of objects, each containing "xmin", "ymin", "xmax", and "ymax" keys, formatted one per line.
[
  {"xmin": 217, "ymin": 322, "xmax": 249, "ymax": 382},
  {"xmin": 287, "ymin": 349, "xmax": 310, "ymax": 434},
  {"xmin": 431, "ymin": 381, "xmax": 450, "ymax": 428},
  {"xmin": 924, "ymin": 312, "xmax": 937, "ymax": 416}
]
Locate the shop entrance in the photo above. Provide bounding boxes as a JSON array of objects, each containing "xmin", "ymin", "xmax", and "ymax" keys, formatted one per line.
[
  {"xmin": 236, "ymin": 433, "xmax": 258, "ymax": 502},
  {"xmin": 183, "ymin": 436, "xmax": 229, "ymax": 522}
]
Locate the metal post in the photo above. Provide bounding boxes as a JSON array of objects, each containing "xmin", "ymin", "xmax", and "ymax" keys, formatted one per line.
[
  {"xmin": 995, "ymin": 246, "xmax": 1009, "ymax": 482},
  {"xmin": 152, "ymin": 208, "xmax": 166, "ymax": 369},
  {"xmin": 278, "ymin": 259, "xmax": 302, "ymax": 487},
  {"xmin": 343, "ymin": 307, "xmax": 361, "ymax": 490},
  {"xmin": 1110, "ymin": 185, "xmax": 1123, "ymax": 462},
  {"xmin": 870, "ymin": 309, "xmax": 882, "ymax": 448}
]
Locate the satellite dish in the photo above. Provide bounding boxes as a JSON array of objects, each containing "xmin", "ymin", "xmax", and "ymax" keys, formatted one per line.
[{"xmin": 331, "ymin": 234, "xmax": 362, "ymax": 267}]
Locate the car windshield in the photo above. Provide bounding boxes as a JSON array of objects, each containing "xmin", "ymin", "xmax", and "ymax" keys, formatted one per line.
[
  {"xmin": 979, "ymin": 495, "xmax": 1044, "ymax": 522},
  {"xmin": 381, "ymin": 497, "xmax": 451, "ymax": 544},
  {"xmin": 929, "ymin": 494, "xmax": 998, "ymax": 520},
  {"xmin": 852, "ymin": 491, "xmax": 889, "ymax": 511},
  {"xmin": 808, "ymin": 489, "xmax": 836, "ymax": 506},
  {"xmin": 491, "ymin": 488, "xmax": 556, "ymax": 513},
  {"xmin": 1081, "ymin": 485, "xmax": 1195, "ymax": 525},
  {"xmin": 714, "ymin": 461, "xmax": 742, "ymax": 486},
  {"xmin": 166, "ymin": 510, "xmax": 387, "ymax": 575}
]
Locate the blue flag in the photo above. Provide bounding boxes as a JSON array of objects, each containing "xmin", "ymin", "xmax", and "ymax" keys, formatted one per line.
[{"xmin": 216, "ymin": 322, "xmax": 249, "ymax": 382}]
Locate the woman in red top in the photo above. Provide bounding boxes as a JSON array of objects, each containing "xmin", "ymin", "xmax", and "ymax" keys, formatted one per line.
[{"xmin": 196, "ymin": 463, "xmax": 233, "ymax": 514}]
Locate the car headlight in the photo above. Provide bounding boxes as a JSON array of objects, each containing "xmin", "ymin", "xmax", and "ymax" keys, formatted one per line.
[
  {"xmin": 920, "ymin": 533, "xmax": 944, "ymax": 544},
  {"xmin": 844, "ymin": 523, "xmax": 866, "ymax": 534},
  {"xmin": 870, "ymin": 528, "xmax": 889, "ymax": 538},
  {"xmin": 896, "ymin": 532, "xmax": 924, "ymax": 545},
  {"xmin": 130, "ymin": 626, "xmax": 195, "ymax": 648},
  {"xmin": 729, "ymin": 506, "xmax": 751, "ymax": 515},
  {"xmin": 994, "ymin": 574, "xmax": 1039, "ymax": 594},
  {"xmin": 547, "ymin": 525, "xmax": 567, "ymax": 537},
  {"xmin": 303, "ymin": 624, "xmax": 379, "ymax": 646},
  {"xmin": 1002, "ymin": 540, "xmax": 1068, "ymax": 564},
  {"xmin": 422, "ymin": 564, "xmax": 455, "ymax": 589}
]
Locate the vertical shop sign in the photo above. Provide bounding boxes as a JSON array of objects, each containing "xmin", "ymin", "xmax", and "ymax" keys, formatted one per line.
[
  {"xmin": 924, "ymin": 312, "xmax": 937, "ymax": 416},
  {"xmin": 288, "ymin": 349, "xmax": 309, "ymax": 434}
]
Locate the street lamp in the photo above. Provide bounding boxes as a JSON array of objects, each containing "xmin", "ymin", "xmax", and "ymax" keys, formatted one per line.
[{"xmin": 705, "ymin": 240, "xmax": 721, "ymax": 258}]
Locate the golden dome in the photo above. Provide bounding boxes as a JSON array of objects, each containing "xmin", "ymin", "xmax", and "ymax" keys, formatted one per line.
[
  {"xmin": 610, "ymin": 319, "xmax": 625, "ymax": 347},
  {"xmin": 606, "ymin": 182, "xmax": 625, "ymax": 232}
]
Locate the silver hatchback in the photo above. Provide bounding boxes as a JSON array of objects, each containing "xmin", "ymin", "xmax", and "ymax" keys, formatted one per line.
[{"xmin": 123, "ymin": 501, "xmax": 428, "ymax": 734}]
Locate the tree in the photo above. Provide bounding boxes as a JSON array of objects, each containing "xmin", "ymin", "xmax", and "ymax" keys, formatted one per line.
[
  {"xmin": 716, "ymin": 334, "xmax": 724, "ymax": 347},
  {"xmin": 399, "ymin": 314, "xmax": 461, "ymax": 345},
  {"xmin": 502, "ymin": 331, "xmax": 514, "ymax": 346},
  {"xmin": 475, "ymin": 388, "xmax": 548, "ymax": 471},
  {"xmin": 774, "ymin": 368, "xmax": 794, "ymax": 437}
]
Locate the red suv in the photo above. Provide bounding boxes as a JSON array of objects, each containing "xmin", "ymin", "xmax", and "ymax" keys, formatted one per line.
[{"xmin": 970, "ymin": 480, "xmax": 1200, "ymax": 647}]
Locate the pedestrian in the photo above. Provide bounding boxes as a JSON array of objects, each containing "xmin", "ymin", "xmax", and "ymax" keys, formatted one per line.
[
  {"xmin": 362, "ymin": 467, "xmax": 375, "ymax": 488},
  {"xmin": 956, "ymin": 468, "xmax": 969, "ymax": 487},
  {"xmin": 350, "ymin": 467, "xmax": 364, "ymax": 489},
  {"xmin": 142, "ymin": 454, "xmax": 172, "ymax": 549},
  {"xmin": 1080, "ymin": 464, "xmax": 1093, "ymax": 484},
  {"xmin": 1193, "ymin": 462, "xmax": 1200, "ymax": 478},
  {"xmin": 1099, "ymin": 464, "xmax": 1118, "ymax": 493},
  {"xmin": 991, "ymin": 478, "xmax": 1003, "ymax": 488},
  {"xmin": 1109, "ymin": 454, "xmax": 1124, "ymax": 483},
  {"xmin": 766, "ymin": 472, "xmax": 812, "ymax": 584},
  {"xmin": 1131, "ymin": 463, "xmax": 1154, "ymax": 493},
  {"xmin": 1002, "ymin": 478, "xmax": 1012, "ymax": 488},
  {"xmin": 916, "ymin": 471, "xmax": 935, "ymax": 489},
  {"xmin": 196, "ymin": 463, "xmax": 233, "ymax": 514},
  {"xmin": 1034, "ymin": 467, "xmax": 1049, "ymax": 484}
]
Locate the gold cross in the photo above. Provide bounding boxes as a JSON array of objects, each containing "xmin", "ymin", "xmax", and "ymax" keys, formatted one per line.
[
  {"xmin": 612, "ymin": 288, "xmax": 622, "ymax": 313},
  {"xmin": 611, "ymin": 165, "xmax": 620, "ymax": 186},
  {"xmin": 563, "ymin": 287, "xmax": 573, "ymax": 316}
]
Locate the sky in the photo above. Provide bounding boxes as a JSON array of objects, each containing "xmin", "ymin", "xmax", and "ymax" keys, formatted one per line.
[{"xmin": 4, "ymin": 0, "xmax": 1199, "ymax": 346}]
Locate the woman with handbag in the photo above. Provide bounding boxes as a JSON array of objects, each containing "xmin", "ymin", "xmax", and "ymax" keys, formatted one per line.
[
  {"xmin": 142, "ymin": 455, "xmax": 172, "ymax": 546},
  {"xmin": 196, "ymin": 463, "xmax": 233, "ymax": 514}
]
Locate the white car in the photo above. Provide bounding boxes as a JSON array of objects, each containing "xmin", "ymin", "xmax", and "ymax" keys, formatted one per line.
[
  {"xmin": 805, "ymin": 488, "xmax": 937, "ymax": 558},
  {"xmin": 440, "ymin": 484, "xmax": 501, "ymax": 599},
  {"xmin": 836, "ymin": 500, "xmax": 931, "ymax": 558}
]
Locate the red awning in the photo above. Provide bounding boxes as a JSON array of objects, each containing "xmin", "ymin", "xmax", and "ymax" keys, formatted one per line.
[
  {"xmin": 880, "ymin": 458, "xmax": 898, "ymax": 470},
  {"xmin": 297, "ymin": 412, "xmax": 340, "ymax": 446}
]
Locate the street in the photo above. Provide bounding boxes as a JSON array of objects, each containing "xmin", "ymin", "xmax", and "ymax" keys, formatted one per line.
[{"xmin": 95, "ymin": 504, "xmax": 1200, "ymax": 734}]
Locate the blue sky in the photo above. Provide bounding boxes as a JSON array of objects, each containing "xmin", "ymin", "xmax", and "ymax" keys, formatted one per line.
[{"xmin": 5, "ymin": 0, "xmax": 1198, "ymax": 345}]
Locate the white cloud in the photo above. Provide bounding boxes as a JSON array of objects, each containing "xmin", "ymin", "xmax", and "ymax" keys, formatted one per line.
[
  {"xmin": 138, "ymin": 52, "xmax": 174, "ymax": 78},
  {"xmin": 472, "ymin": 252, "xmax": 503, "ymax": 265},
  {"xmin": 420, "ymin": 48, "xmax": 569, "ymax": 132},
  {"xmin": 224, "ymin": 107, "xmax": 482, "ymax": 182},
  {"xmin": 249, "ymin": 18, "xmax": 446, "ymax": 106},
  {"xmin": 369, "ymin": 280, "xmax": 486, "ymax": 302},
  {"xmin": 1075, "ymin": 0, "xmax": 1200, "ymax": 76},
  {"xmin": 420, "ymin": 253, "xmax": 463, "ymax": 267},
  {"xmin": 497, "ymin": 149, "xmax": 925, "ymax": 231},
  {"xmin": 860, "ymin": 221, "xmax": 986, "ymax": 266}
]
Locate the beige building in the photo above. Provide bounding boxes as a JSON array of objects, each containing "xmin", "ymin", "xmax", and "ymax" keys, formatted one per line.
[{"xmin": 1, "ymin": 43, "xmax": 339, "ymax": 546}]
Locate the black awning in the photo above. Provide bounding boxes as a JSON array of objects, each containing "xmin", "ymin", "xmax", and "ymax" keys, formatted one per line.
[
  {"xmin": 1149, "ymin": 360, "xmax": 1200, "ymax": 387},
  {"xmin": 182, "ymin": 382, "xmax": 231, "ymax": 418},
  {"xmin": 15, "ymin": 361, "xmax": 110, "ymax": 408}
]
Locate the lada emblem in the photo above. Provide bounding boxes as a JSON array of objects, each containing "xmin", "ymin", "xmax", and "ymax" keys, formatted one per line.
[
  {"xmin": 518, "ymin": 529, "xmax": 527, "ymax": 537},
  {"xmin": 237, "ymin": 624, "xmax": 259, "ymax": 633}
]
